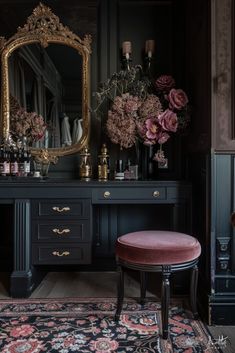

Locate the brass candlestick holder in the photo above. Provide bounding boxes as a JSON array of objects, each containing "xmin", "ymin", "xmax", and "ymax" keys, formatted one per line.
[
  {"xmin": 122, "ymin": 41, "xmax": 132, "ymax": 70},
  {"xmin": 122, "ymin": 54, "xmax": 132, "ymax": 71}
]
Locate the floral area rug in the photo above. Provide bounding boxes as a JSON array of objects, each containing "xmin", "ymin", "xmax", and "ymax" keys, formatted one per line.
[{"xmin": 0, "ymin": 298, "xmax": 220, "ymax": 353}]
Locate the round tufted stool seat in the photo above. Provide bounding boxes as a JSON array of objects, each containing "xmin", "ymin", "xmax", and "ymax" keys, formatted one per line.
[
  {"xmin": 116, "ymin": 230, "xmax": 201, "ymax": 265},
  {"xmin": 115, "ymin": 230, "xmax": 201, "ymax": 340}
]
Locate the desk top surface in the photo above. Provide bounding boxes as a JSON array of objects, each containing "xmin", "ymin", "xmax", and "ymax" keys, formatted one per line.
[{"xmin": 0, "ymin": 177, "xmax": 191, "ymax": 187}]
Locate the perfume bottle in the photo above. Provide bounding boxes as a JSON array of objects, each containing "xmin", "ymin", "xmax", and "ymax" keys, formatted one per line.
[
  {"xmin": 79, "ymin": 146, "xmax": 92, "ymax": 180},
  {"xmin": 98, "ymin": 143, "xmax": 109, "ymax": 181},
  {"xmin": 115, "ymin": 159, "xmax": 124, "ymax": 180}
]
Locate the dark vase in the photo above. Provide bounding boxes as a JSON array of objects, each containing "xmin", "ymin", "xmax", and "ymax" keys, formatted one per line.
[{"xmin": 138, "ymin": 143, "xmax": 155, "ymax": 180}]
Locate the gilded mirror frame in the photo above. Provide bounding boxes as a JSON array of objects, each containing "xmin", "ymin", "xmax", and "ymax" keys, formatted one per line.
[{"xmin": 0, "ymin": 2, "xmax": 92, "ymax": 163}]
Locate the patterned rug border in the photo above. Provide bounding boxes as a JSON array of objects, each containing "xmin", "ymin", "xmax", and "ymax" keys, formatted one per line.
[
  {"xmin": 0, "ymin": 298, "xmax": 163, "ymax": 317},
  {"xmin": 0, "ymin": 298, "xmax": 223, "ymax": 352}
]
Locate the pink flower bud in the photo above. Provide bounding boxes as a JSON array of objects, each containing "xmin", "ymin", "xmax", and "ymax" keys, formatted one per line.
[{"xmin": 168, "ymin": 89, "xmax": 188, "ymax": 110}]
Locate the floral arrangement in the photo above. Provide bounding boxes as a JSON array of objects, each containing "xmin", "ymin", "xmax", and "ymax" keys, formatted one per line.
[
  {"xmin": 94, "ymin": 67, "xmax": 190, "ymax": 162},
  {"xmin": 10, "ymin": 96, "xmax": 47, "ymax": 145}
]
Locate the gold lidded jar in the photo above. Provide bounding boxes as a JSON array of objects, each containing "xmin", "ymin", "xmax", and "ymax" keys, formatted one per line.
[
  {"xmin": 98, "ymin": 143, "xmax": 109, "ymax": 181},
  {"xmin": 79, "ymin": 146, "xmax": 92, "ymax": 180}
]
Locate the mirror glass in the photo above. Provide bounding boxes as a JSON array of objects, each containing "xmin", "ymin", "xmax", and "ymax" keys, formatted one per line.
[
  {"xmin": 9, "ymin": 43, "xmax": 83, "ymax": 149},
  {"xmin": 0, "ymin": 2, "xmax": 91, "ymax": 162}
]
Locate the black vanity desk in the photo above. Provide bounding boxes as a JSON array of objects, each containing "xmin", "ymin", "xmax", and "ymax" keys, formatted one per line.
[{"xmin": 0, "ymin": 179, "xmax": 192, "ymax": 297}]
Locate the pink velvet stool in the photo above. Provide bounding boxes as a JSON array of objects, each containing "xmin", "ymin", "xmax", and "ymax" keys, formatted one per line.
[{"xmin": 115, "ymin": 230, "xmax": 201, "ymax": 340}]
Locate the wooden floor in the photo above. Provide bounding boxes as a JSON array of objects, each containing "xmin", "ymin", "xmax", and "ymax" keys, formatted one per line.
[{"xmin": 0, "ymin": 271, "xmax": 234, "ymax": 352}]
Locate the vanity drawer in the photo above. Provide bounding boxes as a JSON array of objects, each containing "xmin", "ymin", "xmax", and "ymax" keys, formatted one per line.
[
  {"xmin": 32, "ymin": 220, "xmax": 91, "ymax": 242},
  {"xmin": 93, "ymin": 187, "xmax": 166, "ymax": 202},
  {"xmin": 32, "ymin": 199, "xmax": 90, "ymax": 218},
  {"xmin": 32, "ymin": 243, "xmax": 91, "ymax": 264}
]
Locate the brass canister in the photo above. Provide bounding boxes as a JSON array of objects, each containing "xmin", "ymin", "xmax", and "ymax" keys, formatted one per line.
[
  {"xmin": 79, "ymin": 146, "xmax": 92, "ymax": 180},
  {"xmin": 98, "ymin": 144, "xmax": 109, "ymax": 180}
]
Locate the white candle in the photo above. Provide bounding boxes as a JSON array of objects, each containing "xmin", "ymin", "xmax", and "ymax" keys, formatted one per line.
[
  {"xmin": 122, "ymin": 41, "xmax": 132, "ymax": 55},
  {"xmin": 145, "ymin": 39, "xmax": 155, "ymax": 57}
]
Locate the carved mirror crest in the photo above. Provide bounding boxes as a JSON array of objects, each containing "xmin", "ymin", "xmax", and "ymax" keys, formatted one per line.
[{"xmin": 0, "ymin": 2, "xmax": 92, "ymax": 163}]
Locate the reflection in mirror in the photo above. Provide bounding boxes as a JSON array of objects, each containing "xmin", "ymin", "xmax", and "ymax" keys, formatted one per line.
[
  {"xmin": 9, "ymin": 43, "xmax": 83, "ymax": 149},
  {"xmin": 0, "ymin": 2, "xmax": 91, "ymax": 163}
]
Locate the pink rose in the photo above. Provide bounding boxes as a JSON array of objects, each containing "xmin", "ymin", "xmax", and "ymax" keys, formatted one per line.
[
  {"xmin": 158, "ymin": 109, "xmax": 178, "ymax": 132},
  {"xmin": 158, "ymin": 131, "xmax": 170, "ymax": 144},
  {"xmin": 155, "ymin": 75, "xmax": 175, "ymax": 92},
  {"xmin": 168, "ymin": 88, "xmax": 188, "ymax": 110},
  {"xmin": 145, "ymin": 118, "xmax": 159, "ymax": 140},
  {"xmin": 137, "ymin": 118, "xmax": 159, "ymax": 144},
  {"xmin": 137, "ymin": 116, "xmax": 171, "ymax": 145}
]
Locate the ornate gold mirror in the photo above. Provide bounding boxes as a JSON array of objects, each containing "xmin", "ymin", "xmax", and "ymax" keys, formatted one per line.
[{"xmin": 0, "ymin": 2, "xmax": 91, "ymax": 163}]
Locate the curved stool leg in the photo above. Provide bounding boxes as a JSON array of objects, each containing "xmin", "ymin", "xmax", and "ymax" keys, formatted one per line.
[
  {"xmin": 140, "ymin": 271, "xmax": 147, "ymax": 305},
  {"xmin": 161, "ymin": 266, "xmax": 171, "ymax": 340},
  {"xmin": 115, "ymin": 264, "xmax": 124, "ymax": 321},
  {"xmin": 190, "ymin": 263, "xmax": 199, "ymax": 318}
]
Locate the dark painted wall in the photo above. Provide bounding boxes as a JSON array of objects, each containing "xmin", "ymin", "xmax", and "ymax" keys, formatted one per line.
[
  {"xmin": 184, "ymin": 0, "xmax": 211, "ymax": 300},
  {"xmin": 0, "ymin": 0, "xmax": 191, "ymax": 180},
  {"xmin": 96, "ymin": 0, "xmax": 188, "ymax": 180}
]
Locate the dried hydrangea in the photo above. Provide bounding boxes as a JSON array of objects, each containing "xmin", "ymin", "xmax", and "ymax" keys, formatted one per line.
[
  {"xmin": 10, "ymin": 97, "xmax": 47, "ymax": 144},
  {"xmin": 138, "ymin": 94, "xmax": 163, "ymax": 122},
  {"xmin": 106, "ymin": 93, "xmax": 141, "ymax": 149},
  {"xmin": 106, "ymin": 111, "xmax": 136, "ymax": 149}
]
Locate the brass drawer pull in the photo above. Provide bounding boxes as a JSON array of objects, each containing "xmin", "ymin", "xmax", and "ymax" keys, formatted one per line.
[
  {"xmin": 153, "ymin": 190, "xmax": 160, "ymax": 198},
  {"xmin": 52, "ymin": 251, "xmax": 70, "ymax": 257},
  {"xmin": 104, "ymin": 191, "xmax": 111, "ymax": 198},
  {"xmin": 52, "ymin": 228, "xmax": 70, "ymax": 235},
  {"xmin": 52, "ymin": 206, "xmax": 71, "ymax": 213}
]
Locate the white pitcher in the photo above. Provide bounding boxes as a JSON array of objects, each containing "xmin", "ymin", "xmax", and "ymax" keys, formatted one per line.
[{"xmin": 72, "ymin": 118, "xmax": 83, "ymax": 144}]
